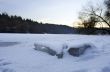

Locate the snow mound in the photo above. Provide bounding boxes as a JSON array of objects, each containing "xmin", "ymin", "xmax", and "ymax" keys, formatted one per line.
[{"xmin": 34, "ymin": 41, "xmax": 95, "ymax": 58}]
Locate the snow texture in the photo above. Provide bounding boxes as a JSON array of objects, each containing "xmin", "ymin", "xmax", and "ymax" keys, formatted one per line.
[{"xmin": 0, "ymin": 33, "xmax": 110, "ymax": 72}]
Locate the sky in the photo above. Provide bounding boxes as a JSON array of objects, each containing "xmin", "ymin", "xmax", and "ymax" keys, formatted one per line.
[{"xmin": 0, "ymin": 0, "xmax": 103, "ymax": 27}]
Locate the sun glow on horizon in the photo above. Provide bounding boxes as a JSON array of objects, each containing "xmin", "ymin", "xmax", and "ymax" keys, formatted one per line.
[{"xmin": 37, "ymin": 18, "xmax": 75, "ymax": 27}]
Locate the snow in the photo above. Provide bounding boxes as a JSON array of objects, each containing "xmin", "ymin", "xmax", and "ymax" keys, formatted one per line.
[
  {"xmin": 34, "ymin": 41, "xmax": 65, "ymax": 54},
  {"xmin": 0, "ymin": 33, "xmax": 110, "ymax": 72}
]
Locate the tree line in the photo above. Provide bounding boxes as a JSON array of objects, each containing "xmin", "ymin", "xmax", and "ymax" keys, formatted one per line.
[
  {"xmin": 0, "ymin": 13, "xmax": 74, "ymax": 34},
  {"xmin": 0, "ymin": 12, "xmax": 110, "ymax": 35}
]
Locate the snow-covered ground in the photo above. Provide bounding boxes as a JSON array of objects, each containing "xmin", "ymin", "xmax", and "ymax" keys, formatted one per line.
[{"xmin": 0, "ymin": 33, "xmax": 110, "ymax": 72}]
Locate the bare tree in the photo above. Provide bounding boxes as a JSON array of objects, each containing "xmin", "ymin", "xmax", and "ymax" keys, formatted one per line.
[
  {"xmin": 82, "ymin": 16, "xmax": 98, "ymax": 28},
  {"xmin": 79, "ymin": 2, "xmax": 110, "ymax": 28}
]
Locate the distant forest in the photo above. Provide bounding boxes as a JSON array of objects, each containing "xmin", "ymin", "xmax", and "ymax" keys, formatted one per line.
[
  {"xmin": 0, "ymin": 13, "xmax": 110, "ymax": 34},
  {"xmin": 0, "ymin": 13, "xmax": 74, "ymax": 34}
]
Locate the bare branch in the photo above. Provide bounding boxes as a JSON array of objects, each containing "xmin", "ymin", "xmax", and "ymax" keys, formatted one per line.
[{"xmin": 78, "ymin": 1, "xmax": 110, "ymax": 28}]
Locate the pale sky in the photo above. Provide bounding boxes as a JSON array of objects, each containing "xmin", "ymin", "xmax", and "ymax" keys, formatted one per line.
[{"xmin": 0, "ymin": 0, "xmax": 103, "ymax": 26}]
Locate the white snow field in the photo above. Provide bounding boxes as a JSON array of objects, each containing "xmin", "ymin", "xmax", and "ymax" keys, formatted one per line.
[{"xmin": 0, "ymin": 33, "xmax": 110, "ymax": 72}]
